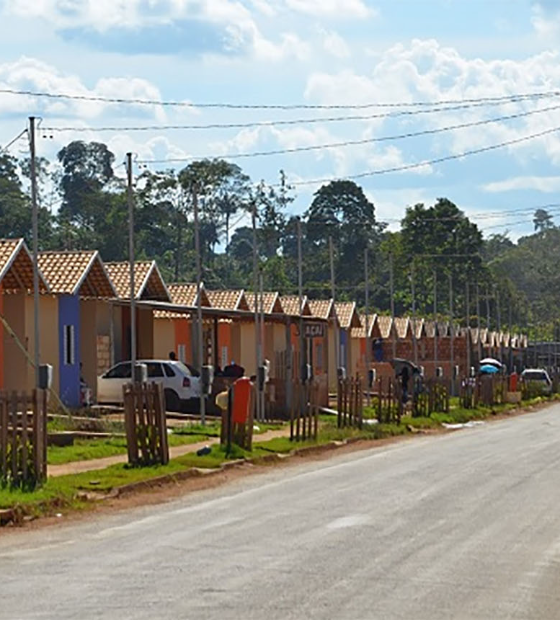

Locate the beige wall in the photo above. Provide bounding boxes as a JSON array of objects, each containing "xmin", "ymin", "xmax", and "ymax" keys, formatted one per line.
[
  {"xmin": 230, "ymin": 322, "xmax": 242, "ymax": 369},
  {"xmin": 3, "ymin": 293, "xmax": 28, "ymax": 392},
  {"xmin": 328, "ymin": 323, "xmax": 338, "ymax": 390},
  {"xmin": 39, "ymin": 295, "xmax": 59, "ymax": 395},
  {"xmin": 238, "ymin": 322, "xmax": 256, "ymax": 376},
  {"xmin": 153, "ymin": 318, "xmax": 175, "ymax": 360}
]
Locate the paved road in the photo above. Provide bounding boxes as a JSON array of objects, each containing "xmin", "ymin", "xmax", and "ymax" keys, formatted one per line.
[{"xmin": 3, "ymin": 406, "xmax": 560, "ymax": 620}]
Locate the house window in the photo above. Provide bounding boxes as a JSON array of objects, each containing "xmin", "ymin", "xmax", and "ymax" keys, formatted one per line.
[
  {"xmin": 178, "ymin": 344, "xmax": 187, "ymax": 363},
  {"xmin": 63, "ymin": 325, "xmax": 75, "ymax": 366}
]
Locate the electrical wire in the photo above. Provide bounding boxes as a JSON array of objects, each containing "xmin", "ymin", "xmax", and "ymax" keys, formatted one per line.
[
  {"xmin": 289, "ymin": 125, "xmax": 560, "ymax": 187},
  {"xmin": 0, "ymin": 128, "xmax": 28, "ymax": 153},
  {"xmin": 382, "ymin": 204, "xmax": 560, "ymax": 223},
  {"xmin": 41, "ymin": 99, "xmax": 559, "ymax": 134},
  {"xmin": 134, "ymin": 103, "xmax": 560, "ymax": 163},
  {"xmin": 3, "ymin": 86, "xmax": 560, "ymax": 110}
]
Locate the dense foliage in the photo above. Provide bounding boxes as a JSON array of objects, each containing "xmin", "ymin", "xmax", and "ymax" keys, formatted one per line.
[{"xmin": 1, "ymin": 140, "xmax": 557, "ymax": 337}]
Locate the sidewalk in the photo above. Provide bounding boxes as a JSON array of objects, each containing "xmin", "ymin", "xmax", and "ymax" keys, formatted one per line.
[{"xmin": 48, "ymin": 428, "xmax": 290, "ymax": 478}]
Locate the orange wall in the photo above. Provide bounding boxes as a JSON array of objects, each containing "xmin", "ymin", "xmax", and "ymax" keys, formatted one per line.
[{"xmin": 174, "ymin": 318, "xmax": 192, "ymax": 363}]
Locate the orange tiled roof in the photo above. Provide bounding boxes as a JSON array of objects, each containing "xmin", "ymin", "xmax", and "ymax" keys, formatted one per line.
[
  {"xmin": 280, "ymin": 295, "xmax": 311, "ymax": 317},
  {"xmin": 377, "ymin": 316, "xmax": 393, "ymax": 339},
  {"xmin": 424, "ymin": 321, "xmax": 436, "ymax": 338},
  {"xmin": 0, "ymin": 238, "xmax": 49, "ymax": 293},
  {"xmin": 334, "ymin": 301, "xmax": 360, "ymax": 329},
  {"xmin": 207, "ymin": 289, "xmax": 250, "ymax": 312},
  {"xmin": 411, "ymin": 317, "xmax": 425, "ymax": 339},
  {"xmin": 247, "ymin": 292, "xmax": 283, "ymax": 314},
  {"xmin": 105, "ymin": 261, "xmax": 171, "ymax": 301},
  {"xmin": 38, "ymin": 250, "xmax": 116, "ymax": 297},
  {"xmin": 308, "ymin": 299, "xmax": 335, "ymax": 321},
  {"xmin": 168, "ymin": 283, "xmax": 211, "ymax": 307},
  {"xmin": 394, "ymin": 317, "xmax": 411, "ymax": 339},
  {"xmin": 351, "ymin": 314, "xmax": 377, "ymax": 339}
]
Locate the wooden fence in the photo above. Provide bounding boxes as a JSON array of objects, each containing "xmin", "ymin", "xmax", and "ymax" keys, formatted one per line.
[
  {"xmin": 460, "ymin": 376, "xmax": 508, "ymax": 409},
  {"xmin": 290, "ymin": 381, "xmax": 319, "ymax": 441},
  {"xmin": 413, "ymin": 379, "xmax": 450, "ymax": 418},
  {"xmin": 0, "ymin": 390, "xmax": 47, "ymax": 489},
  {"xmin": 123, "ymin": 382, "xmax": 169, "ymax": 467},
  {"xmin": 337, "ymin": 377, "xmax": 364, "ymax": 430},
  {"xmin": 373, "ymin": 376, "xmax": 403, "ymax": 424}
]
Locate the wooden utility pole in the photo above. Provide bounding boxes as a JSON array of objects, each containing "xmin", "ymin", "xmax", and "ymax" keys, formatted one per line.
[
  {"xmin": 466, "ymin": 281, "xmax": 471, "ymax": 374},
  {"xmin": 126, "ymin": 153, "xmax": 136, "ymax": 379},
  {"xmin": 29, "ymin": 117, "xmax": 40, "ymax": 387},
  {"xmin": 411, "ymin": 262, "xmax": 418, "ymax": 366},
  {"xmin": 433, "ymin": 270, "xmax": 438, "ymax": 368},
  {"xmin": 193, "ymin": 185, "xmax": 206, "ymax": 425},
  {"xmin": 476, "ymin": 284, "xmax": 482, "ymax": 363},
  {"xmin": 449, "ymin": 274, "xmax": 455, "ymax": 395},
  {"xmin": 390, "ymin": 253, "xmax": 396, "ymax": 359},
  {"xmin": 364, "ymin": 247, "xmax": 371, "ymax": 406},
  {"xmin": 329, "ymin": 236, "xmax": 339, "ymax": 372}
]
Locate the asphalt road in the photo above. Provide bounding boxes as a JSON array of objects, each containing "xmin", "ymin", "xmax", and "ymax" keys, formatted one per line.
[{"xmin": 3, "ymin": 406, "xmax": 560, "ymax": 620}]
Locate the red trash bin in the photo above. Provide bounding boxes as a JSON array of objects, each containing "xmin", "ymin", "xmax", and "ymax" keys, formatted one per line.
[{"xmin": 232, "ymin": 377, "xmax": 252, "ymax": 424}]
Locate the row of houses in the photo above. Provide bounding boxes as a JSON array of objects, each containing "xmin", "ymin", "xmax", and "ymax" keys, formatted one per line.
[{"xmin": 0, "ymin": 238, "xmax": 528, "ymax": 409}]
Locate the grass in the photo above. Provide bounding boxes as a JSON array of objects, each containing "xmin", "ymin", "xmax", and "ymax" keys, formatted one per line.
[{"xmin": 2, "ymin": 394, "xmax": 556, "ymax": 518}]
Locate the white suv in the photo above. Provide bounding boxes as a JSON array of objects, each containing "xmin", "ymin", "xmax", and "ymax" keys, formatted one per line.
[{"xmin": 97, "ymin": 360, "xmax": 202, "ymax": 411}]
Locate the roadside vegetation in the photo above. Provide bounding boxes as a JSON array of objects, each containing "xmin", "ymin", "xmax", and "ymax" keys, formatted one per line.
[{"xmin": 1, "ymin": 395, "xmax": 556, "ymax": 519}]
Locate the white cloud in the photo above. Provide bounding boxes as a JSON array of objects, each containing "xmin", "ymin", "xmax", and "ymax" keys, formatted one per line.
[
  {"xmin": 482, "ymin": 176, "xmax": 560, "ymax": 193},
  {"xmin": 321, "ymin": 29, "xmax": 351, "ymax": 59},
  {"xmin": 284, "ymin": 0, "xmax": 371, "ymax": 19}
]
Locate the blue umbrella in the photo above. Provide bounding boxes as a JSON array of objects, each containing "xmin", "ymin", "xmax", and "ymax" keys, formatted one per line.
[{"xmin": 480, "ymin": 364, "xmax": 500, "ymax": 374}]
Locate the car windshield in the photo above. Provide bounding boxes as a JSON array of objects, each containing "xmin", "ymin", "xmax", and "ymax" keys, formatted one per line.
[
  {"xmin": 174, "ymin": 361, "xmax": 200, "ymax": 377},
  {"xmin": 523, "ymin": 371, "xmax": 547, "ymax": 381}
]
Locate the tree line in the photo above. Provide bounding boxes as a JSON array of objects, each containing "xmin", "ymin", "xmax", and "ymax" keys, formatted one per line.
[{"xmin": 1, "ymin": 139, "xmax": 558, "ymax": 338}]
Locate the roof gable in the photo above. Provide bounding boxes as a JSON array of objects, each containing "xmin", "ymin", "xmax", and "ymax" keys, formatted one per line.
[
  {"xmin": 168, "ymin": 283, "xmax": 211, "ymax": 308},
  {"xmin": 377, "ymin": 316, "xmax": 394, "ymax": 339},
  {"xmin": 334, "ymin": 301, "xmax": 361, "ymax": 329},
  {"xmin": 247, "ymin": 292, "xmax": 284, "ymax": 315},
  {"xmin": 105, "ymin": 261, "xmax": 171, "ymax": 301},
  {"xmin": 394, "ymin": 317, "xmax": 412, "ymax": 339},
  {"xmin": 38, "ymin": 251, "xmax": 116, "ymax": 297},
  {"xmin": 308, "ymin": 299, "xmax": 336, "ymax": 321},
  {"xmin": 280, "ymin": 295, "xmax": 312, "ymax": 317},
  {"xmin": 207, "ymin": 289, "xmax": 250, "ymax": 312},
  {"xmin": 351, "ymin": 314, "xmax": 378, "ymax": 339},
  {"xmin": 0, "ymin": 239, "xmax": 49, "ymax": 294}
]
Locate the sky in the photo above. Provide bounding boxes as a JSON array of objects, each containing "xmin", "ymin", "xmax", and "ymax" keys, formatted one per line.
[{"xmin": 2, "ymin": 0, "xmax": 560, "ymax": 238}]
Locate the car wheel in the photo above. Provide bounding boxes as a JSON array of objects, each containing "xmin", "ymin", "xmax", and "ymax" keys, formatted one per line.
[{"xmin": 164, "ymin": 389, "xmax": 181, "ymax": 412}]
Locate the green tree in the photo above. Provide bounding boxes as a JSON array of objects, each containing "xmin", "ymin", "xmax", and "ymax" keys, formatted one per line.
[{"xmin": 533, "ymin": 208, "xmax": 554, "ymax": 232}]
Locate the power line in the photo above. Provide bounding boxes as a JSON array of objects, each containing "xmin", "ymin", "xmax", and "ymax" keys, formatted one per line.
[
  {"xmin": 133, "ymin": 103, "xmax": 560, "ymax": 164},
  {"xmin": 41, "ymin": 99, "xmax": 560, "ymax": 134},
  {"xmin": 3, "ymin": 86, "xmax": 560, "ymax": 110},
  {"xmin": 290, "ymin": 125, "xmax": 560, "ymax": 187}
]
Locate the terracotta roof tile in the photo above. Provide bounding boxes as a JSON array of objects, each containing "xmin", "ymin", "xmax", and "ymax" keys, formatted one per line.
[
  {"xmin": 207, "ymin": 289, "xmax": 250, "ymax": 312},
  {"xmin": 334, "ymin": 301, "xmax": 360, "ymax": 329},
  {"xmin": 308, "ymin": 299, "xmax": 335, "ymax": 320},
  {"xmin": 394, "ymin": 317, "xmax": 411, "ymax": 339},
  {"xmin": 280, "ymin": 295, "xmax": 311, "ymax": 317},
  {"xmin": 105, "ymin": 261, "xmax": 170, "ymax": 301},
  {"xmin": 411, "ymin": 317, "xmax": 425, "ymax": 339},
  {"xmin": 351, "ymin": 314, "xmax": 377, "ymax": 339},
  {"xmin": 247, "ymin": 292, "xmax": 283, "ymax": 314},
  {"xmin": 0, "ymin": 238, "xmax": 49, "ymax": 293},
  {"xmin": 377, "ymin": 316, "xmax": 393, "ymax": 339},
  {"xmin": 168, "ymin": 283, "xmax": 210, "ymax": 307},
  {"xmin": 38, "ymin": 251, "xmax": 116, "ymax": 297}
]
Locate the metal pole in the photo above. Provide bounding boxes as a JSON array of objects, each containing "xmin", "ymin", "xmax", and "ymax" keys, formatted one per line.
[
  {"xmin": 476, "ymin": 284, "xmax": 482, "ymax": 364},
  {"xmin": 466, "ymin": 281, "xmax": 471, "ymax": 375},
  {"xmin": 329, "ymin": 236, "xmax": 339, "ymax": 372},
  {"xmin": 411, "ymin": 262, "xmax": 418, "ymax": 366},
  {"xmin": 126, "ymin": 153, "xmax": 136, "ymax": 379},
  {"xmin": 449, "ymin": 274, "xmax": 455, "ymax": 395},
  {"xmin": 29, "ymin": 117, "xmax": 40, "ymax": 387},
  {"xmin": 259, "ymin": 271, "xmax": 265, "ymax": 421},
  {"xmin": 390, "ymin": 253, "xmax": 396, "ymax": 359},
  {"xmin": 252, "ymin": 201, "xmax": 262, "ymax": 422},
  {"xmin": 364, "ymin": 247, "xmax": 371, "ymax": 406},
  {"xmin": 297, "ymin": 218, "xmax": 305, "ymax": 381},
  {"xmin": 193, "ymin": 185, "xmax": 206, "ymax": 425},
  {"xmin": 486, "ymin": 285, "xmax": 491, "ymax": 331},
  {"xmin": 433, "ymin": 270, "xmax": 438, "ymax": 371}
]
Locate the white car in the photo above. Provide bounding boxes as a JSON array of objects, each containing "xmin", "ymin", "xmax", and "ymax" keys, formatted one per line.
[{"xmin": 97, "ymin": 360, "xmax": 202, "ymax": 411}]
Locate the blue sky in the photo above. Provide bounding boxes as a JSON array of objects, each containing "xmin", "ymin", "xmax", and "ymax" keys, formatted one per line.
[{"xmin": 2, "ymin": 0, "xmax": 560, "ymax": 238}]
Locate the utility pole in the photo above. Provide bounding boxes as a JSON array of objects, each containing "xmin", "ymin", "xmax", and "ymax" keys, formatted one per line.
[
  {"xmin": 259, "ymin": 271, "xmax": 265, "ymax": 421},
  {"xmin": 390, "ymin": 253, "xmax": 396, "ymax": 359},
  {"xmin": 251, "ymin": 201, "xmax": 262, "ymax": 421},
  {"xmin": 449, "ymin": 274, "xmax": 455, "ymax": 395},
  {"xmin": 486, "ymin": 285, "xmax": 491, "ymax": 331},
  {"xmin": 29, "ymin": 117, "xmax": 40, "ymax": 388},
  {"xmin": 364, "ymin": 247, "xmax": 371, "ymax": 406},
  {"xmin": 297, "ymin": 218, "xmax": 306, "ymax": 381},
  {"xmin": 193, "ymin": 185, "xmax": 206, "ymax": 425},
  {"xmin": 466, "ymin": 281, "xmax": 471, "ymax": 374},
  {"xmin": 476, "ymin": 284, "xmax": 482, "ymax": 364},
  {"xmin": 411, "ymin": 262, "xmax": 418, "ymax": 366},
  {"xmin": 329, "ymin": 236, "xmax": 339, "ymax": 372},
  {"xmin": 433, "ymin": 270, "xmax": 438, "ymax": 371},
  {"xmin": 126, "ymin": 153, "xmax": 136, "ymax": 380}
]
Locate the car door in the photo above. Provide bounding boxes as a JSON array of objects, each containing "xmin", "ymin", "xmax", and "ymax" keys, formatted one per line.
[
  {"xmin": 145, "ymin": 362, "xmax": 165, "ymax": 388},
  {"xmin": 97, "ymin": 362, "xmax": 131, "ymax": 403}
]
